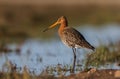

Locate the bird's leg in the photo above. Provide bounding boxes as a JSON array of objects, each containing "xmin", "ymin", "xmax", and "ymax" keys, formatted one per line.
[{"xmin": 71, "ymin": 48, "xmax": 76, "ymax": 73}]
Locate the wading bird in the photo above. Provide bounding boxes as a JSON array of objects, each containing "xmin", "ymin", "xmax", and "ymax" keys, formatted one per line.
[{"xmin": 43, "ymin": 16, "xmax": 95, "ymax": 73}]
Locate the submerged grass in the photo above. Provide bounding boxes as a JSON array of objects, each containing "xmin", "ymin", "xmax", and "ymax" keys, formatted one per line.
[
  {"xmin": 85, "ymin": 42, "xmax": 120, "ymax": 69},
  {"xmin": 0, "ymin": 42, "xmax": 120, "ymax": 78}
]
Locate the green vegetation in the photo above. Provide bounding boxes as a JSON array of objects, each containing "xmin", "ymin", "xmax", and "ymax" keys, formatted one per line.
[
  {"xmin": 0, "ymin": 4, "xmax": 120, "ymax": 40},
  {"xmin": 85, "ymin": 42, "xmax": 120, "ymax": 69},
  {"xmin": 0, "ymin": 41, "xmax": 119, "ymax": 79}
]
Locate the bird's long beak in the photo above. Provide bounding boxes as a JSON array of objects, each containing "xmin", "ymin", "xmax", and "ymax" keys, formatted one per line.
[{"xmin": 43, "ymin": 21, "xmax": 59, "ymax": 32}]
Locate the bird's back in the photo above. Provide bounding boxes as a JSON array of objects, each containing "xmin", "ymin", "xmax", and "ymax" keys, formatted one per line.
[{"xmin": 59, "ymin": 27, "xmax": 95, "ymax": 50}]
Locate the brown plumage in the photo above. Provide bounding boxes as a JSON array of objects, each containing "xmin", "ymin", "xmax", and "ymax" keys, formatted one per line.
[
  {"xmin": 59, "ymin": 26, "xmax": 95, "ymax": 50},
  {"xmin": 43, "ymin": 16, "xmax": 95, "ymax": 73}
]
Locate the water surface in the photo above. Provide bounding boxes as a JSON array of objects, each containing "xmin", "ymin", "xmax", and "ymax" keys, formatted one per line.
[{"xmin": 0, "ymin": 24, "xmax": 120, "ymax": 74}]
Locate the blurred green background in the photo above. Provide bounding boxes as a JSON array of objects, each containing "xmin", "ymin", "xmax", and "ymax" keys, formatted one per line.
[{"xmin": 0, "ymin": 0, "xmax": 120, "ymax": 42}]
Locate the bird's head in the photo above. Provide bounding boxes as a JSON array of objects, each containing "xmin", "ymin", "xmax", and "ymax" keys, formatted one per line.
[{"xmin": 43, "ymin": 16, "xmax": 67, "ymax": 32}]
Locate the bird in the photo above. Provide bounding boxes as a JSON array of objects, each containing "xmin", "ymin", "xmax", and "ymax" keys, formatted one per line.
[{"xmin": 43, "ymin": 16, "xmax": 95, "ymax": 73}]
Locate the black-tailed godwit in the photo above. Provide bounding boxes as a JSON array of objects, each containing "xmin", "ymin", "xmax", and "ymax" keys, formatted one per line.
[{"xmin": 43, "ymin": 16, "xmax": 95, "ymax": 73}]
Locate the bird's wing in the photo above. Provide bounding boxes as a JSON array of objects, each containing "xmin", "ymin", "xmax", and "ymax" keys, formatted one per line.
[{"xmin": 62, "ymin": 27, "xmax": 94, "ymax": 50}]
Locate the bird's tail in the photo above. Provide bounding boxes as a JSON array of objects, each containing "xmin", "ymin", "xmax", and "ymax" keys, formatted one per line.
[
  {"xmin": 90, "ymin": 45, "xmax": 95, "ymax": 51},
  {"xmin": 85, "ymin": 43, "xmax": 95, "ymax": 51}
]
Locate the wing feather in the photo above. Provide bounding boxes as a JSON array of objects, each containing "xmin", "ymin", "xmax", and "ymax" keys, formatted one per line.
[{"xmin": 61, "ymin": 27, "xmax": 94, "ymax": 50}]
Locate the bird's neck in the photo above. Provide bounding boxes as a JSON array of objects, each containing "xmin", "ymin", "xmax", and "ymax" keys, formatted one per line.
[{"xmin": 58, "ymin": 22, "xmax": 68, "ymax": 35}]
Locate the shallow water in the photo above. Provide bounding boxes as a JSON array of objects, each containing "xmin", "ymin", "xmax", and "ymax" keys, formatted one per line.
[{"xmin": 0, "ymin": 24, "xmax": 120, "ymax": 75}]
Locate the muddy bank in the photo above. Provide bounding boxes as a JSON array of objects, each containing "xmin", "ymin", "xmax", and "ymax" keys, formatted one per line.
[{"xmin": 66, "ymin": 69, "xmax": 120, "ymax": 79}]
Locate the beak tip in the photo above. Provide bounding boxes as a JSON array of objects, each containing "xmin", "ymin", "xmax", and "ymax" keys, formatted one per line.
[{"xmin": 43, "ymin": 28, "xmax": 48, "ymax": 32}]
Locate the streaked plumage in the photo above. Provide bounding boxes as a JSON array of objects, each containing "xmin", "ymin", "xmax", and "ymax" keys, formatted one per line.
[{"xmin": 59, "ymin": 27, "xmax": 94, "ymax": 50}]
